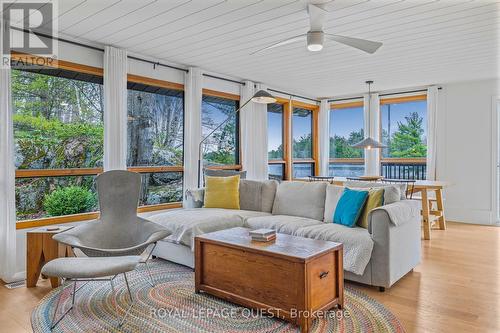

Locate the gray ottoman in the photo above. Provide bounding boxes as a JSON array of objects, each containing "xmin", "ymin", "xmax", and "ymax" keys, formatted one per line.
[{"xmin": 41, "ymin": 256, "xmax": 141, "ymax": 329}]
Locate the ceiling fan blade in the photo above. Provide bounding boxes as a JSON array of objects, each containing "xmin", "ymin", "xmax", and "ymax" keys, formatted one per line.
[
  {"xmin": 308, "ymin": 4, "xmax": 328, "ymax": 31},
  {"xmin": 251, "ymin": 35, "xmax": 306, "ymax": 55},
  {"xmin": 326, "ymin": 34, "xmax": 383, "ymax": 54}
]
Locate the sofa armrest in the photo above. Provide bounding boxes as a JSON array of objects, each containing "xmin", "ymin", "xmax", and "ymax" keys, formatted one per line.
[
  {"xmin": 185, "ymin": 188, "xmax": 205, "ymax": 208},
  {"xmin": 368, "ymin": 206, "xmax": 421, "ymax": 288},
  {"xmin": 369, "ymin": 199, "xmax": 421, "ymax": 232}
]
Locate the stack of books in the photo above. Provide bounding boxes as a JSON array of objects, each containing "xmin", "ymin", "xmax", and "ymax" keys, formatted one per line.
[{"xmin": 249, "ymin": 229, "xmax": 276, "ymax": 242}]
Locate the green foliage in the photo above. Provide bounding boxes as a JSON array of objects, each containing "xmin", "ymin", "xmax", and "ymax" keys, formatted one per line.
[
  {"xmin": 43, "ymin": 186, "xmax": 97, "ymax": 217},
  {"xmin": 330, "ymin": 129, "xmax": 364, "ymax": 158},
  {"xmin": 389, "ymin": 112, "xmax": 427, "ymax": 158},
  {"xmin": 14, "ymin": 114, "xmax": 104, "ymax": 169},
  {"xmin": 268, "ymin": 145, "xmax": 283, "ymax": 159},
  {"xmin": 293, "ymin": 133, "xmax": 312, "ymax": 158}
]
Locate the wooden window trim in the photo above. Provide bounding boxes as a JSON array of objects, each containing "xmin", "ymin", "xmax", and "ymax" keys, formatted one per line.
[
  {"xmin": 380, "ymin": 95, "xmax": 426, "ymax": 105},
  {"xmin": 204, "ymin": 165, "xmax": 242, "ymax": 170},
  {"xmin": 127, "ymin": 74, "xmax": 184, "ymax": 91},
  {"xmin": 268, "ymin": 160, "xmax": 286, "ymax": 164},
  {"xmin": 331, "ymin": 101, "xmax": 364, "ymax": 109},
  {"xmin": 15, "ymin": 168, "xmax": 103, "ymax": 178},
  {"xmin": 15, "ymin": 202, "xmax": 183, "ymax": 230},
  {"xmin": 292, "ymin": 159, "xmax": 316, "ymax": 163},
  {"xmin": 127, "ymin": 166, "xmax": 183, "ymax": 173},
  {"xmin": 291, "ymin": 102, "xmax": 319, "ymax": 178},
  {"xmin": 330, "ymin": 158, "xmax": 364, "ymax": 164},
  {"xmin": 202, "ymin": 89, "xmax": 240, "ymax": 101},
  {"xmin": 11, "ymin": 51, "xmax": 103, "ymax": 76},
  {"xmin": 15, "ymin": 166, "xmax": 184, "ymax": 178}
]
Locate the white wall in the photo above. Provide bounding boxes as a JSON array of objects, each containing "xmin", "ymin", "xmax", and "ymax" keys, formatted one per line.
[{"xmin": 436, "ymin": 79, "xmax": 500, "ymax": 225}]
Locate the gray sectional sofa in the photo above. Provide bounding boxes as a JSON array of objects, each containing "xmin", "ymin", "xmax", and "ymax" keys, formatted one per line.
[{"xmin": 149, "ymin": 180, "xmax": 421, "ymax": 290}]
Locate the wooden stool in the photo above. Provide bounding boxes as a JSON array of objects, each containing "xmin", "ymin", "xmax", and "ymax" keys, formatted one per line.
[{"xmin": 26, "ymin": 226, "xmax": 74, "ymax": 288}]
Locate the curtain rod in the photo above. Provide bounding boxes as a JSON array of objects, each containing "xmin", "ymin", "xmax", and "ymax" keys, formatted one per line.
[
  {"xmin": 203, "ymin": 73, "xmax": 245, "ymax": 86},
  {"xmin": 10, "ymin": 26, "xmax": 188, "ymax": 73},
  {"xmin": 328, "ymin": 87, "xmax": 442, "ymax": 102},
  {"xmin": 267, "ymin": 88, "xmax": 319, "ymax": 104}
]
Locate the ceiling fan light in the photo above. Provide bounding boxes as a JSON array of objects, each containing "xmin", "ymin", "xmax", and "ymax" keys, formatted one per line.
[
  {"xmin": 307, "ymin": 43, "xmax": 323, "ymax": 52},
  {"xmin": 307, "ymin": 31, "xmax": 324, "ymax": 52}
]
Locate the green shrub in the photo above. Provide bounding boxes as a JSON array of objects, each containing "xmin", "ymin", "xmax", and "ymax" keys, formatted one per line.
[{"xmin": 43, "ymin": 186, "xmax": 97, "ymax": 217}]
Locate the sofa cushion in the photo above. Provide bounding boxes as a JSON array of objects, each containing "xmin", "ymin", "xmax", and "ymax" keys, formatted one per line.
[
  {"xmin": 272, "ymin": 181, "xmax": 327, "ymax": 221},
  {"xmin": 293, "ymin": 223, "xmax": 374, "ymax": 275},
  {"xmin": 239, "ymin": 180, "xmax": 278, "ymax": 213},
  {"xmin": 245, "ymin": 215, "xmax": 322, "ymax": 235},
  {"xmin": 324, "ymin": 185, "xmax": 345, "ymax": 223},
  {"xmin": 149, "ymin": 208, "xmax": 270, "ymax": 249},
  {"xmin": 345, "ymin": 181, "xmax": 402, "ymax": 204}
]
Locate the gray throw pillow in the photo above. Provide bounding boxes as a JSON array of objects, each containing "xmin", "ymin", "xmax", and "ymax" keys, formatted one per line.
[
  {"xmin": 272, "ymin": 181, "xmax": 327, "ymax": 221},
  {"xmin": 239, "ymin": 180, "xmax": 278, "ymax": 213},
  {"xmin": 204, "ymin": 169, "xmax": 247, "ymax": 179},
  {"xmin": 323, "ymin": 185, "xmax": 345, "ymax": 223}
]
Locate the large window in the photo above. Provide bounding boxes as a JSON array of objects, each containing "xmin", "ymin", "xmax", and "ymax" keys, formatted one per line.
[
  {"xmin": 329, "ymin": 103, "xmax": 365, "ymax": 177},
  {"xmin": 380, "ymin": 96, "xmax": 427, "ymax": 179},
  {"xmin": 267, "ymin": 103, "xmax": 285, "ymax": 180},
  {"xmin": 127, "ymin": 78, "xmax": 184, "ymax": 206},
  {"xmin": 201, "ymin": 94, "xmax": 240, "ymax": 167},
  {"xmin": 292, "ymin": 107, "xmax": 315, "ymax": 178},
  {"xmin": 12, "ymin": 65, "xmax": 104, "ymax": 221}
]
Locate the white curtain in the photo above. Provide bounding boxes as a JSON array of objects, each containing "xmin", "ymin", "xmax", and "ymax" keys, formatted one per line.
[
  {"xmin": 0, "ymin": 20, "xmax": 18, "ymax": 283},
  {"xmin": 318, "ymin": 99, "xmax": 330, "ymax": 176},
  {"xmin": 240, "ymin": 80, "xmax": 255, "ymax": 176},
  {"xmin": 426, "ymin": 86, "xmax": 439, "ymax": 180},
  {"xmin": 240, "ymin": 82, "xmax": 269, "ymax": 180},
  {"xmin": 183, "ymin": 67, "xmax": 203, "ymax": 197},
  {"xmin": 363, "ymin": 93, "xmax": 381, "ymax": 176},
  {"xmin": 103, "ymin": 46, "xmax": 128, "ymax": 171}
]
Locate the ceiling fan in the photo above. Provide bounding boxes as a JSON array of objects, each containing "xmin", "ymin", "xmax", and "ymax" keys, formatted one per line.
[{"xmin": 251, "ymin": 3, "xmax": 383, "ymax": 55}]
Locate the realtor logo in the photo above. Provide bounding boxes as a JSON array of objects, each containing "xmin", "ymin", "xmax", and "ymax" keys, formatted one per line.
[{"xmin": 2, "ymin": 1, "xmax": 57, "ymax": 56}]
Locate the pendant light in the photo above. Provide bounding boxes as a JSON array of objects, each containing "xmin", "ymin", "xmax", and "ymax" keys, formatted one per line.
[{"xmin": 351, "ymin": 80, "xmax": 386, "ymax": 149}]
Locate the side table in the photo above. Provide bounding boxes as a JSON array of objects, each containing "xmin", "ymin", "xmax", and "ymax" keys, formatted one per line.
[{"xmin": 26, "ymin": 225, "xmax": 74, "ymax": 288}]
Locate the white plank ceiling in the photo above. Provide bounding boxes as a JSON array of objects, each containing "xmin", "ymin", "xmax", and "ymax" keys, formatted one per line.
[{"xmin": 45, "ymin": 0, "xmax": 500, "ymax": 97}]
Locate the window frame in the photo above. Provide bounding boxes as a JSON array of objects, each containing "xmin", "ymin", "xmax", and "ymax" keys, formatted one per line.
[
  {"xmin": 379, "ymin": 95, "xmax": 427, "ymax": 177},
  {"xmin": 126, "ymin": 73, "xmax": 185, "ymax": 208},
  {"xmin": 329, "ymin": 101, "xmax": 365, "ymax": 175},
  {"xmin": 12, "ymin": 53, "xmax": 183, "ymax": 229},
  {"xmin": 278, "ymin": 99, "xmax": 319, "ymax": 180},
  {"xmin": 201, "ymin": 89, "xmax": 242, "ymax": 171},
  {"xmin": 267, "ymin": 101, "xmax": 286, "ymax": 180}
]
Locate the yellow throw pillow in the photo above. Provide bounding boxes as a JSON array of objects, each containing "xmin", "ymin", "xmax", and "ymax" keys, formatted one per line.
[
  {"xmin": 357, "ymin": 188, "xmax": 385, "ymax": 229},
  {"xmin": 204, "ymin": 175, "xmax": 240, "ymax": 209}
]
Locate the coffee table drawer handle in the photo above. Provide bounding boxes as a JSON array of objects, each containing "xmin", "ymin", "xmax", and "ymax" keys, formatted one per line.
[{"xmin": 319, "ymin": 271, "xmax": 329, "ymax": 279}]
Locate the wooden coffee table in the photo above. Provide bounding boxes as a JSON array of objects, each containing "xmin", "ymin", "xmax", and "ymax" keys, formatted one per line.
[{"xmin": 195, "ymin": 227, "xmax": 343, "ymax": 333}]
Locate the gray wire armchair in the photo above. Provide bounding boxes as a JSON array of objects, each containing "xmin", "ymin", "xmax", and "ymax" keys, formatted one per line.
[{"xmin": 53, "ymin": 170, "xmax": 170, "ymax": 286}]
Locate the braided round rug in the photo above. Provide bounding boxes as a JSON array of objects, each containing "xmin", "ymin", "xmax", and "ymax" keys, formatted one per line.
[{"xmin": 32, "ymin": 259, "xmax": 405, "ymax": 333}]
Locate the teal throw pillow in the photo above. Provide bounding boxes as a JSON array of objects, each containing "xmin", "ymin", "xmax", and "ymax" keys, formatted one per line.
[{"xmin": 333, "ymin": 188, "xmax": 369, "ymax": 227}]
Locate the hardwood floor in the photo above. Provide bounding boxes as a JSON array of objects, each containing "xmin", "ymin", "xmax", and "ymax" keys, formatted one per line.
[{"xmin": 1, "ymin": 222, "xmax": 499, "ymax": 333}]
